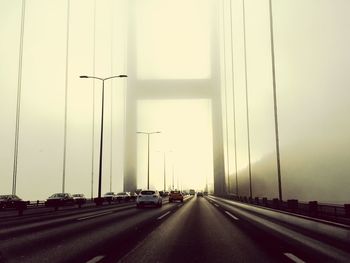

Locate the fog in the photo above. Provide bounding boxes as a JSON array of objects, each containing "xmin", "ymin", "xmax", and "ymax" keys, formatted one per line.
[{"xmin": 0, "ymin": 0, "xmax": 349, "ymax": 203}]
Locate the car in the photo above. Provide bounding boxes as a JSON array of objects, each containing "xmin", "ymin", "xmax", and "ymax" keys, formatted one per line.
[
  {"xmin": 72, "ymin": 194, "xmax": 87, "ymax": 207},
  {"xmin": 0, "ymin": 194, "xmax": 27, "ymax": 210},
  {"xmin": 103, "ymin": 192, "xmax": 116, "ymax": 203},
  {"xmin": 115, "ymin": 192, "xmax": 130, "ymax": 202},
  {"xmin": 45, "ymin": 193, "xmax": 75, "ymax": 208},
  {"xmin": 129, "ymin": 192, "xmax": 138, "ymax": 201},
  {"xmin": 136, "ymin": 190, "xmax": 162, "ymax": 208},
  {"xmin": 169, "ymin": 190, "xmax": 183, "ymax": 203},
  {"xmin": 197, "ymin": 191, "xmax": 204, "ymax": 197}
]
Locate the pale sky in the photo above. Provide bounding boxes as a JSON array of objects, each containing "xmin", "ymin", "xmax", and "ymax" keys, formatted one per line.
[{"xmin": 1, "ymin": 0, "xmax": 350, "ymax": 203}]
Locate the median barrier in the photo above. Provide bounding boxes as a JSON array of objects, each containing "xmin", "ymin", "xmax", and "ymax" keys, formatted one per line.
[{"xmin": 344, "ymin": 204, "xmax": 350, "ymax": 217}]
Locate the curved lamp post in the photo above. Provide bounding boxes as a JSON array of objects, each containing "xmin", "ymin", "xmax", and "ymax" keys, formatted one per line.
[{"xmin": 80, "ymin": 74, "xmax": 127, "ymax": 205}]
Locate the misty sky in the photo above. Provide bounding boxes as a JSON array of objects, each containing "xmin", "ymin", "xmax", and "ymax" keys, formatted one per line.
[{"xmin": 1, "ymin": 0, "xmax": 350, "ymax": 203}]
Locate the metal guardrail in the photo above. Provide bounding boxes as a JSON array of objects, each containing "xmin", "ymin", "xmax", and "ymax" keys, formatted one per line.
[{"xmin": 217, "ymin": 194, "xmax": 350, "ymax": 225}]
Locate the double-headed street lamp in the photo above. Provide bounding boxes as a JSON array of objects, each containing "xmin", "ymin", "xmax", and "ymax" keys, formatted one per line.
[
  {"xmin": 80, "ymin": 74, "xmax": 127, "ymax": 205},
  {"xmin": 137, "ymin": 131, "xmax": 161, "ymax": 189}
]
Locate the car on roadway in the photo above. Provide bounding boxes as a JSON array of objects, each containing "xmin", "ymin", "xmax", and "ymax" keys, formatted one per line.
[
  {"xmin": 103, "ymin": 192, "xmax": 116, "ymax": 203},
  {"xmin": 72, "ymin": 194, "xmax": 87, "ymax": 206},
  {"xmin": 197, "ymin": 191, "xmax": 204, "ymax": 197},
  {"xmin": 45, "ymin": 193, "xmax": 75, "ymax": 207},
  {"xmin": 169, "ymin": 190, "xmax": 183, "ymax": 203},
  {"xmin": 0, "ymin": 194, "xmax": 27, "ymax": 210},
  {"xmin": 115, "ymin": 192, "xmax": 130, "ymax": 202},
  {"xmin": 129, "ymin": 192, "xmax": 138, "ymax": 201},
  {"xmin": 136, "ymin": 190, "xmax": 162, "ymax": 208}
]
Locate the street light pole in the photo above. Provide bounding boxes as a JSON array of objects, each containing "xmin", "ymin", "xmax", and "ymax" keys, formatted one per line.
[
  {"xmin": 80, "ymin": 74, "xmax": 127, "ymax": 205},
  {"xmin": 163, "ymin": 152, "xmax": 166, "ymax": 191},
  {"xmin": 137, "ymin": 131, "xmax": 161, "ymax": 189},
  {"xmin": 268, "ymin": 0, "xmax": 283, "ymax": 201}
]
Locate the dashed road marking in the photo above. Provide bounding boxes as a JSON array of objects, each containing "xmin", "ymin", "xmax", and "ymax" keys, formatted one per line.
[
  {"xmin": 224, "ymin": 211, "xmax": 239, "ymax": 221},
  {"xmin": 77, "ymin": 211, "xmax": 113, "ymax": 221},
  {"xmin": 284, "ymin": 253, "xmax": 305, "ymax": 263},
  {"xmin": 86, "ymin": 255, "xmax": 105, "ymax": 263},
  {"xmin": 214, "ymin": 203, "xmax": 220, "ymax": 207},
  {"xmin": 177, "ymin": 204, "xmax": 183, "ymax": 207},
  {"xmin": 157, "ymin": 211, "xmax": 171, "ymax": 220}
]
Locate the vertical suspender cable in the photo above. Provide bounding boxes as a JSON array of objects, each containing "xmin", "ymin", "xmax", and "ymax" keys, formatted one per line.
[
  {"xmin": 269, "ymin": 0, "xmax": 282, "ymax": 201},
  {"xmin": 229, "ymin": 0, "xmax": 239, "ymax": 196},
  {"xmin": 91, "ymin": 0, "xmax": 97, "ymax": 199},
  {"xmin": 62, "ymin": 0, "xmax": 71, "ymax": 193},
  {"xmin": 222, "ymin": 0, "xmax": 230, "ymax": 193},
  {"xmin": 12, "ymin": 0, "xmax": 26, "ymax": 195},
  {"xmin": 110, "ymin": 0, "xmax": 114, "ymax": 192},
  {"xmin": 122, "ymin": 0, "xmax": 128, "ymax": 191},
  {"xmin": 242, "ymin": 0, "xmax": 252, "ymax": 199}
]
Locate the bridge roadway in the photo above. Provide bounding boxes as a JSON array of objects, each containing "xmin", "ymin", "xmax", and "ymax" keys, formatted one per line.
[{"xmin": 0, "ymin": 196, "xmax": 349, "ymax": 263}]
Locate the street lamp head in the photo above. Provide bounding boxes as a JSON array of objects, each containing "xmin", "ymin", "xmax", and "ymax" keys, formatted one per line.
[
  {"xmin": 118, "ymin": 75, "xmax": 128, "ymax": 78},
  {"xmin": 79, "ymin": 75, "xmax": 89, "ymax": 78}
]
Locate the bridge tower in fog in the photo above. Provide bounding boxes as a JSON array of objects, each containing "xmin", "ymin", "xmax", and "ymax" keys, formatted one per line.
[{"xmin": 123, "ymin": 0, "xmax": 226, "ymax": 194}]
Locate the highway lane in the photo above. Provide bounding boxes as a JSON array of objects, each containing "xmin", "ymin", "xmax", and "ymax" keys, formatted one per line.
[
  {"xmin": 0, "ymin": 200, "xmax": 121, "ymax": 219},
  {"xmin": 0, "ymin": 197, "xmax": 191, "ymax": 263},
  {"xmin": 2, "ymin": 195, "xmax": 348, "ymax": 263},
  {"xmin": 118, "ymin": 196, "xmax": 290, "ymax": 263}
]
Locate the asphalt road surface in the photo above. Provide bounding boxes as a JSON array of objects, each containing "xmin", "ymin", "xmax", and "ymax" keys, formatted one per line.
[{"xmin": 1, "ymin": 196, "xmax": 348, "ymax": 263}]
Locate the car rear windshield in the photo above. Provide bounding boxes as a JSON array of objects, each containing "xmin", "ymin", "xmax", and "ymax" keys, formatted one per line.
[
  {"xmin": 140, "ymin": 191, "xmax": 155, "ymax": 195},
  {"xmin": 51, "ymin": 193, "xmax": 65, "ymax": 198}
]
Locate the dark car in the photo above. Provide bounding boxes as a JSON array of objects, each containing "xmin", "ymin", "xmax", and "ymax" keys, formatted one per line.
[
  {"xmin": 197, "ymin": 191, "xmax": 204, "ymax": 197},
  {"xmin": 115, "ymin": 192, "xmax": 130, "ymax": 202},
  {"xmin": 169, "ymin": 190, "xmax": 183, "ymax": 203},
  {"xmin": 0, "ymin": 194, "xmax": 27, "ymax": 210},
  {"xmin": 45, "ymin": 193, "xmax": 75, "ymax": 209}
]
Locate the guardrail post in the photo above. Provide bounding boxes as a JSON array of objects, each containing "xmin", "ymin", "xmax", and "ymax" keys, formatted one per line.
[
  {"xmin": 272, "ymin": 198, "xmax": 280, "ymax": 209},
  {"xmin": 309, "ymin": 201, "xmax": 318, "ymax": 215},
  {"xmin": 287, "ymin": 199, "xmax": 298, "ymax": 212},
  {"xmin": 262, "ymin": 197, "xmax": 268, "ymax": 207},
  {"xmin": 344, "ymin": 204, "xmax": 350, "ymax": 217}
]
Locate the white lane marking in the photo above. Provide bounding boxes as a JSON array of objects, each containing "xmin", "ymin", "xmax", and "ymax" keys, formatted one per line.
[
  {"xmin": 77, "ymin": 211, "xmax": 113, "ymax": 221},
  {"xmin": 157, "ymin": 211, "xmax": 171, "ymax": 220},
  {"xmin": 177, "ymin": 204, "xmax": 183, "ymax": 207},
  {"xmin": 86, "ymin": 255, "xmax": 105, "ymax": 263},
  {"xmin": 284, "ymin": 253, "xmax": 305, "ymax": 263},
  {"xmin": 214, "ymin": 203, "xmax": 220, "ymax": 207},
  {"xmin": 224, "ymin": 211, "xmax": 239, "ymax": 221}
]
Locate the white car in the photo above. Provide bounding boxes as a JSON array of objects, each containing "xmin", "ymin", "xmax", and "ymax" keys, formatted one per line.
[
  {"xmin": 103, "ymin": 192, "xmax": 115, "ymax": 203},
  {"xmin": 136, "ymin": 190, "xmax": 162, "ymax": 208}
]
